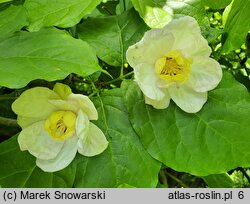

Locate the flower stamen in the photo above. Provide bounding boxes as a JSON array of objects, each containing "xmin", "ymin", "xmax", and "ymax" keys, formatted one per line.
[
  {"xmin": 155, "ymin": 50, "xmax": 192, "ymax": 83},
  {"xmin": 45, "ymin": 110, "xmax": 76, "ymax": 141}
]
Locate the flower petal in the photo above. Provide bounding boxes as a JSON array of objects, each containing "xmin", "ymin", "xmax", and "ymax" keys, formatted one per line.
[
  {"xmin": 18, "ymin": 121, "xmax": 64, "ymax": 160},
  {"xmin": 68, "ymin": 94, "xmax": 98, "ymax": 120},
  {"xmin": 76, "ymin": 110, "xmax": 89, "ymax": 141},
  {"xmin": 36, "ymin": 136, "xmax": 78, "ymax": 172},
  {"xmin": 165, "ymin": 16, "xmax": 211, "ymax": 58},
  {"xmin": 12, "ymin": 87, "xmax": 59, "ymax": 120},
  {"xmin": 53, "ymin": 83, "xmax": 72, "ymax": 99},
  {"xmin": 134, "ymin": 63, "xmax": 165, "ymax": 100},
  {"xmin": 77, "ymin": 122, "xmax": 108, "ymax": 157},
  {"xmin": 17, "ymin": 116, "xmax": 44, "ymax": 129},
  {"xmin": 49, "ymin": 94, "xmax": 98, "ymax": 120},
  {"xmin": 48, "ymin": 99, "xmax": 78, "ymax": 113},
  {"xmin": 126, "ymin": 30, "xmax": 174, "ymax": 67},
  {"xmin": 168, "ymin": 85, "xmax": 207, "ymax": 113},
  {"xmin": 186, "ymin": 57, "xmax": 222, "ymax": 92},
  {"xmin": 145, "ymin": 89, "xmax": 171, "ymax": 109}
]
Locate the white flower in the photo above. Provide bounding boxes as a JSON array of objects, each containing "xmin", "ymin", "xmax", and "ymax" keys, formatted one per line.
[
  {"xmin": 12, "ymin": 83, "xmax": 108, "ymax": 172},
  {"xmin": 126, "ymin": 16, "xmax": 222, "ymax": 113}
]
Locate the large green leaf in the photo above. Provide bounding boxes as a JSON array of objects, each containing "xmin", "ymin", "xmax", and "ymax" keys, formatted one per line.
[
  {"xmin": 200, "ymin": 26, "xmax": 223, "ymax": 43},
  {"xmin": 0, "ymin": 0, "xmax": 12, "ymax": 3},
  {"xmin": 24, "ymin": 0, "xmax": 102, "ymax": 31},
  {"xmin": 202, "ymin": 0, "xmax": 232, "ymax": 9},
  {"xmin": 202, "ymin": 173, "xmax": 234, "ymax": 187},
  {"xmin": 74, "ymin": 89, "xmax": 161, "ymax": 187},
  {"xmin": 0, "ymin": 27, "xmax": 101, "ymax": 89},
  {"xmin": 166, "ymin": 0, "xmax": 209, "ymax": 26},
  {"xmin": 131, "ymin": 0, "xmax": 173, "ymax": 28},
  {"xmin": 122, "ymin": 72, "xmax": 250, "ymax": 176},
  {"xmin": 78, "ymin": 9, "xmax": 148, "ymax": 66},
  {"xmin": 116, "ymin": 0, "xmax": 133, "ymax": 14},
  {"xmin": 131, "ymin": 0, "xmax": 208, "ymax": 28},
  {"xmin": 0, "ymin": 135, "xmax": 77, "ymax": 187},
  {"xmin": 0, "ymin": 5, "xmax": 28, "ymax": 39},
  {"xmin": 222, "ymin": 0, "xmax": 250, "ymax": 53}
]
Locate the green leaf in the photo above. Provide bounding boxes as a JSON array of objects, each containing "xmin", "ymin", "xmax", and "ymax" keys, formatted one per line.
[
  {"xmin": 202, "ymin": 173, "xmax": 234, "ymax": 188},
  {"xmin": 166, "ymin": 0, "xmax": 209, "ymax": 26},
  {"xmin": 202, "ymin": 0, "xmax": 232, "ymax": 9},
  {"xmin": 74, "ymin": 89, "xmax": 161, "ymax": 187},
  {"xmin": 78, "ymin": 9, "xmax": 148, "ymax": 66},
  {"xmin": 222, "ymin": 0, "xmax": 250, "ymax": 53},
  {"xmin": 200, "ymin": 26, "xmax": 223, "ymax": 43},
  {"xmin": 24, "ymin": 0, "xmax": 102, "ymax": 31},
  {"xmin": 0, "ymin": 0, "xmax": 12, "ymax": 3},
  {"xmin": 118, "ymin": 183, "xmax": 135, "ymax": 188},
  {"xmin": 131, "ymin": 0, "xmax": 173, "ymax": 28},
  {"xmin": 0, "ymin": 5, "xmax": 28, "ymax": 39},
  {"xmin": 0, "ymin": 135, "xmax": 77, "ymax": 187},
  {"xmin": 0, "ymin": 27, "xmax": 101, "ymax": 89},
  {"xmin": 131, "ymin": 0, "xmax": 208, "ymax": 28},
  {"xmin": 229, "ymin": 169, "xmax": 250, "ymax": 187},
  {"xmin": 116, "ymin": 0, "xmax": 133, "ymax": 14},
  {"xmin": 122, "ymin": 72, "xmax": 250, "ymax": 176},
  {"xmin": 97, "ymin": 0, "xmax": 118, "ymax": 16}
]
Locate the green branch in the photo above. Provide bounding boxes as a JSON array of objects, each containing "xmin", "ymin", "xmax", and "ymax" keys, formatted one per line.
[
  {"xmin": 0, "ymin": 116, "xmax": 18, "ymax": 127},
  {"xmin": 159, "ymin": 169, "xmax": 168, "ymax": 186},
  {"xmin": 104, "ymin": 71, "xmax": 134, "ymax": 85},
  {"xmin": 0, "ymin": 95, "xmax": 17, "ymax": 101},
  {"xmin": 165, "ymin": 171, "xmax": 189, "ymax": 188}
]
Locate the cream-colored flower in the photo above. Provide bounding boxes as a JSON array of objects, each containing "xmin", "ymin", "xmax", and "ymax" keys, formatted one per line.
[
  {"xmin": 126, "ymin": 16, "xmax": 222, "ymax": 113},
  {"xmin": 12, "ymin": 83, "xmax": 108, "ymax": 172}
]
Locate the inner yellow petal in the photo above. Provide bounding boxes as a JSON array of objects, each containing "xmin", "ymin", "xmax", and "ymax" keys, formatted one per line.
[
  {"xmin": 155, "ymin": 50, "xmax": 192, "ymax": 83},
  {"xmin": 44, "ymin": 110, "xmax": 76, "ymax": 141}
]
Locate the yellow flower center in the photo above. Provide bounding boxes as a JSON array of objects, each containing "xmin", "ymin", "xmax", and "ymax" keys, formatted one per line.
[
  {"xmin": 155, "ymin": 50, "xmax": 192, "ymax": 83},
  {"xmin": 44, "ymin": 110, "xmax": 76, "ymax": 141}
]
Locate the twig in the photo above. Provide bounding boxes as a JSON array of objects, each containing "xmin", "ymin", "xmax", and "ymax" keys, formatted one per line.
[
  {"xmin": 103, "ymin": 71, "xmax": 134, "ymax": 85},
  {"xmin": 159, "ymin": 169, "xmax": 168, "ymax": 186},
  {"xmin": 0, "ymin": 116, "xmax": 18, "ymax": 127},
  {"xmin": 0, "ymin": 95, "xmax": 17, "ymax": 101},
  {"xmin": 165, "ymin": 171, "xmax": 189, "ymax": 188},
  {"xmin": 120, "ymin": 64, "xmax": 124, "ymax": 78},
  {"xmin": 89, "ymin": 90, "xmax": 99, "ymax": 97}
]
